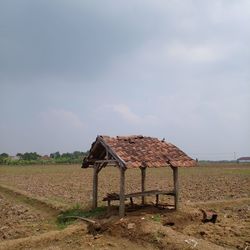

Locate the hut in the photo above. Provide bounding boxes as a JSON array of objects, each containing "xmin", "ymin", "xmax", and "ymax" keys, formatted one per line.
[
  {"xmin": 237, "ymin": 157, "xmax": 250, "ymax": 163},
  {"xmin": 82, "ymin": 135, "xmax": 196, "ymax": 217}
]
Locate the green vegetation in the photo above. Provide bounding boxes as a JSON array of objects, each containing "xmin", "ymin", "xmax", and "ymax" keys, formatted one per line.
[
  {"xmin": 57, "ymin": 205, "xmax": 105, "ymax": 228},
  {"xmin": 0, "ymin": 153, "xmax": 9, "ymax": 164},
  {"xmin": 0, "ymin": 151, "xmax": 88, "ymax": 165},
  {"xmin": 151, "ymin": 214, "xmax": 161, "ymax": 222}
]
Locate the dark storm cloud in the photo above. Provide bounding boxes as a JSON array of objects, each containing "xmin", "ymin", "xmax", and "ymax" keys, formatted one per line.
[
  {"xmin": 1, "ymin": 0, "xmax": 249, "ymax": 84},
  {"xmin": 0, "ymin": 0, "xmax": 168, "ymax": 83}
]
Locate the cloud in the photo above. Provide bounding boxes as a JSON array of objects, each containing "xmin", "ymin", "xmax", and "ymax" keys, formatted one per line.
[
  {"xmin": 112, "ymin": 104, "xmax": 141, "ymax": 124},
  {"xmin": 39, "ymin": 109, "xmax": 85, "ymax": 130},
  {"xmin": 110, "ymin": 104, "xmax": 159, "ymax": 126},
  {"xmin": 35, "ymin": 109, "xmax": 87, "ymax": 153},
  {"xmin": 166, "ymin": 43, "xmax": 223, "ymax": 63}
]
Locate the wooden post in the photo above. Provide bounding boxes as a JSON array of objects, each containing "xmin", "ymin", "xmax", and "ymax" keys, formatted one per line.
[
  {"xmin": 130, "ymin": 197, "xmax": 134, "ymax": 207},
  {"xmin": 173, "ymin": 167, "xmax": 179, "ymax": 210},
  {"xmin": 156, "ymin": 194, "xmax": 159, "ymax": 207},
  {"xmin": 107, "ymin": 200, "xmax": 111, "ymax": 213},
  {"xmin": 92, "ymin": 165, "xmax": 98, "ymax": 209},
  {"xmin": 119, "ymin": 166, "xmax": 126, "ymax": 217},
  {"xmin": 141, "ymin": 167, "xmax": 146, "ymax": 205}
]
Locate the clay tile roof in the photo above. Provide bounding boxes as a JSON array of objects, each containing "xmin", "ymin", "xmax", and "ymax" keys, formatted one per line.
[
  {"xmin": 237, "ymin": 157, "xmax": 250, "ymax": 161},
  {"xmin": 83, "ymin": 135, "xmax": 196, "ymax": 168}
]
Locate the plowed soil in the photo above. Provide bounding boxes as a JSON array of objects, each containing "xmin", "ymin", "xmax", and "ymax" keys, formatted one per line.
[
  {"xmin": 0, "ymin": 163, "xmax": 249, "ymax": 249},
  {"xmin": 0, "ymin": 193, "xmax": 57, "ymax": 241},
  {"xmin": 0, "ymin": 164, "xmax": 249, "ymax": 208}
]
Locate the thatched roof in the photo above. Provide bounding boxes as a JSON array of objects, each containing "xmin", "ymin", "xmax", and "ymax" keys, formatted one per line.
[{"xmin": 82, "ymin": 135, "xmax": 196, "ymax": 169}]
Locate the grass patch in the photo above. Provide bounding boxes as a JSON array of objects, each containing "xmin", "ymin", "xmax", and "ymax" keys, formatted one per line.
[
  {"xmin": 151, "ymin": 214, "xmax": 161, "ymax": 222},
  {"xmin": 57, "ymin": 205, "xmax": 105, "ymax": 228}
]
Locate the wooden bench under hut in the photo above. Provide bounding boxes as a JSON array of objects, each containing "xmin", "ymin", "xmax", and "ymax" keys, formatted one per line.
[{"xmin": 82, "ymin": 135, "xmax": 196, "ymax": 217}]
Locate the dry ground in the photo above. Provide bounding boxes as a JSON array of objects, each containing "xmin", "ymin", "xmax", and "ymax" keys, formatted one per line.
[
  {"xmin": 0, "ymin": 163, "xmax": 249, "ymax": 208},
  {"xmin": 0, "ymin": 163, "xmax": 249, "ymax": 249},
  {"xmin": 0, "ymin": 192, "xmax": 57, "ymax": 241}
]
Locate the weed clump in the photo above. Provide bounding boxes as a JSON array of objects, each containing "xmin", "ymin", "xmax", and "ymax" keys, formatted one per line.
[
  {"xmin": 151, "ymin": 214, "xmax": 161, "ymax": 222},
  {"xmin": 57, "ymin": 205, "xmax": 105, "ymax": 228}
]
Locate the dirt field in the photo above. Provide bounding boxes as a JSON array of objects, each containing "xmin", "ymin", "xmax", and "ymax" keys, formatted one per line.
[
  {"xmin": 0, "ymin": 192, "xmax": 57, "ymax": 241},
  {"xmin": 0, "ymin": 163, "xmax": 249, "ymax": 208},
  {"xmin": 0, "ymin": 163, "xmax": 249, "ymax": 249}
]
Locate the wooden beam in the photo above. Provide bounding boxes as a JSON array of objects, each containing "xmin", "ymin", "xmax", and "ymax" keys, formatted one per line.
[
  {"xmin": 98, "ymin": 138, "xmax": 126, "ymax": 168},
  {"xmin": 96, "ymin": 160, "xmax": 117, "ymax": 165},
  {"xmin": 96, "ymin": 161, "xmax": 108, "ymax": 174},
  {"xmin": 125, "ymin": 190, "xmax": 174, "ymax": 198},
  {"xmin": 84, "ymin": 159, "xmax": 118, "ymax": 170},
  {"xmin": 129, "ymin": 197, "xmax": 134, "ymax": 207},
  {"xmin": 85, "ymin": 159, "xmax": 117, "ymax": 163},
  {"xmin": 173, "ymin": 167, "xmax": 179, "ymax": 210},
  {"xmin": 92, "ymin": 164, "xmax": 98, "ymax": 209},
  {"xmin": 119, "ymin": 166, "xmax": 126, "ymax": 217},
  {"xmin": 140, "ymin": 167, "xmax": 146, "ymax": 205},
  {"xmin": 105, "ymin": 148, "xmax": 109, "ymax": 159}
]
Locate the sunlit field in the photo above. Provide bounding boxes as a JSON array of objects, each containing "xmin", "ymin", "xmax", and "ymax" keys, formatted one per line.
[{"xmin": 0, "ymin": 163, "xmax": 249, "ymax": 209}]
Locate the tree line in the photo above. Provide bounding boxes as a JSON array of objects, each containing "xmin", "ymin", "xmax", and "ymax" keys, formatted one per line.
[{"xmin": 0, "ymin": 151, "xmax": 88, "ymax": 165}]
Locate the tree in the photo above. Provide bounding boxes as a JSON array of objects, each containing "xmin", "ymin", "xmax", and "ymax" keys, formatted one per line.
[
  {"xmin": 0, "ymin": 153, "xmax": 9, "ymax": 164},
  {"xmin": 0, "ymin": 153, "xmax": 9, "ymax": 158},
  {"xmin": 50, "ymin": 152, "xmax": 60, "ymax": 159},
  {"xmin": 22, "ymin": 152, "xmax": 40, "ymax": 161},
  {"xmin": 72, "ymin": 151, "xmax": 85, "ymax": 159},
  {"xmin": 61, "ymin": 153, "xmax": 72, "ymax": 159}
]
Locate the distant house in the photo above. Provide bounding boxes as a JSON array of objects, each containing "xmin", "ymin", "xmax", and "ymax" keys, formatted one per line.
[
  {"xmin": 41, "ymin": 155, "xmax": 50, "ymax": 160},
  {"xmin": 10, "ymin": 155, "xmax": 20, "ymax": 160},
  {"xmin": 237, "ymin": 157, "xmax": 250, "ymax": 163}
]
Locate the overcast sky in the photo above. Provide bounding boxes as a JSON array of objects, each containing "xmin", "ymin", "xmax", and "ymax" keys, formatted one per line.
[{"xmin": 0, "ymin": 0, "xmax": 249, "ymax": 160}]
